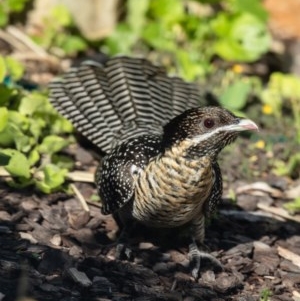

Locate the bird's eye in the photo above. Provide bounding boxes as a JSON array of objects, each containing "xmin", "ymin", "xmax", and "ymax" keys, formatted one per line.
[{"xmin": 203, "ymin": 118, "xmax": 215, "ymax": 129}]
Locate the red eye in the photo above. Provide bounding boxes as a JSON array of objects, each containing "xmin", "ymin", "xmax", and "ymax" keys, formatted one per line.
[{"xmin": 203, "ymin": 118, "xmax": 215, "ymax": 129}]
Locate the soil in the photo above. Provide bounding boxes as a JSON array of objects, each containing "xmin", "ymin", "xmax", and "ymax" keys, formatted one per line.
[{"xmin": 1, "ymin": 141, "xmax": 300, "ymax": 301}]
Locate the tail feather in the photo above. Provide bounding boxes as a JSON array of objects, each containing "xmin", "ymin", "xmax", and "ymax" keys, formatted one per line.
[{"xmin": 49, "ymin": 56, "xmax": 201, "ymax": 153}]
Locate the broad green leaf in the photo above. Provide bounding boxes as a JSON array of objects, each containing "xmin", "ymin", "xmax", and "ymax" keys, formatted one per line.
[
  {"xmin": 0, "ymin": 152, "xmax": 11, "ymax": 166},
  {"xmin": 60, "ymin": 35, "xmax": 87, "ymax": 56},
  {"xmin": 51, "ymin": 4, "xmax": 71, "ymax": 26},
  {"xmin": 38, "ymin": 135, "xmax": 69, "ymax": 154},
  {"xmin": 8, "ymin": 0, "xmax": 29, "ymax": 12},
  {"xmin": 8, "ymin": 111, "xmax": 29, "ymax": 131},
  {"xmin": 52, "ymin": 154, "xmax": 74, "ymax": 170},
  {"xmin": 2, "ymin": 149, "xmax": 30, "ymax": 178},
  {"xmin": 19, "ymin": 94, "xmax": 46, "ymax": 116},
  {"xmin": 0, "ymin": 107, "xmax": 8, "ymax": 131},
  {"xmin": 142, "ymin": 23, "xmax": 175, "ymax": 51},
  {"xmin": 228, "ymin": 0, "xmax": 268, "ymax": 21},
  {"xmin": 5, "ymin": 56, "xmax": 24, "ymax": 80},
  {"xmin": 127, "ymin": 0, "xmax": 150, "ymax": 34},
  {"xmin": 149, "ymin": 0, "xmax": 184, "ymax": 25},
  {"xmin": 0, "ymin": 6, "xmax": 8, "ymax": 27},
  {"xmin": 214, "ymin": 13, "xmax": 270, "ymax": 62},
  {"xmin": 219, "ymin": 80, "xmax": 251, "ymax": 110},
  {"xmin": 51, "ymin": 117, "xmax": 73, "ymax": 134},
  {"xmin": 28, "ymin": 148, "xmax": 40, "ymax": 166},
  {"xmin": 105, "ymin": 24, "xmax": 138, "ymax": 54},
  {"xmin": 14, "ymin": 134, "xmax": 34, "ymax": 153},
  {"xmin": 0, "ymin": 125, "xmax": 14, "ymax": 146},
  {"xmin": 35, "ymin": 164, "xmax": 67, "ymax": 193},
  {"xmin": 0, "ymin": 56, "xmax": 6, "ymax": 83}
]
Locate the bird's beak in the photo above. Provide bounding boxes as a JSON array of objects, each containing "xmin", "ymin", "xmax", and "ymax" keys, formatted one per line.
[{"xmin": 228, "ymin": 118, "xmax": 259, "ymax": 132}]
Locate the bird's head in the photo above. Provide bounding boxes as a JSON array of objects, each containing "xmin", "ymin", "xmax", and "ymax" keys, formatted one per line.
[{"xmin": 162, "ymin": 107, "xmax": 258, "ymax": 159}]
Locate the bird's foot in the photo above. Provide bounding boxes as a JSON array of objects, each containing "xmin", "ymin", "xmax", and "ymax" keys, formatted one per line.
[
  {"xmin": 188, "ymin": 242, "xmax": 223, "ymax": 279},
  {"xmin": 115, "ymin": 242, "xmax": 134, "ymax": 261}
]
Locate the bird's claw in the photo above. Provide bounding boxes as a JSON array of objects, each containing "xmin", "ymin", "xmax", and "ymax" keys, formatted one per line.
[
  {"xmin": 115, "ymin": 243, "xmax": 134, "ymax": 261},
  {"xmin": 188, "ymin": 243, "xmax": 223, "ymax": 279}
]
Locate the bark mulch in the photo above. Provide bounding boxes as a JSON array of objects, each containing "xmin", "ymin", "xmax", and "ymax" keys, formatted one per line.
[{"xmin": 0, "ymin": 145, "xmax": 300, "ymax": 301}]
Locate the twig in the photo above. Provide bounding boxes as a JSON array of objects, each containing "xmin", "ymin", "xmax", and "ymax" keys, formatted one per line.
[
  {"xmin": 67, "ymin": 171, "xmax": 94, "ymax": 183},
  {"xmin": 257, "ymin": 203, "xmax": 300, "ymax": 223},
  {"xmin": 7, "ymin": 26, "xmax": 48, "ymax": 57},
  {"xmin": 277, "ymin": 246, "xmax": 300, "ymax": 268},
  {"xmin": 70, "ymin": 183, "xmax": 90, "ymax": 212}
]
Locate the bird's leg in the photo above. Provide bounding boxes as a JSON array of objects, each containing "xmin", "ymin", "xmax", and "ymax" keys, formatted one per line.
[
  {"xmin": 114, "ymin": 224, "xmax": 135, "ymax": 260},
  {"xmin": 112, "ymin": 207, "xmax": 136, "ymax": 260},
  {"xmin": 188, "ymin": 215, "xmax": 223, "ymax": 278}
]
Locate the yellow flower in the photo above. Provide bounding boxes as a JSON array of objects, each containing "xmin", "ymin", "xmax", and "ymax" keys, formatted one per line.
[
  {"xmin": 262, "ymin": 104, "xmax": 273, "ymax": 115},
  {"xmin": 255, "ymin": 140, "xmax": 265, "ymax": 149},
  {"xmin": 232, "ymin": 64, "xmax": 244, "ymax": 74}
]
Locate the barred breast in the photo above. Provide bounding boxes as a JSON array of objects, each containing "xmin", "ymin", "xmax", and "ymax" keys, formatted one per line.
[{"xmin": 133, "ymin": 143, "xmax": 214, "ymax": 228}]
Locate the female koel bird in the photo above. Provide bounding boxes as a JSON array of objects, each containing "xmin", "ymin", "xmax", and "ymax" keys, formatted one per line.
[{"xmin": 49, "ymin": 56, "xmax": 258, "ymax": 278}]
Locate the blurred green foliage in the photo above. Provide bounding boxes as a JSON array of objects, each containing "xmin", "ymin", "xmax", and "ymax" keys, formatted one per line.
[
  {"xmin": 284, "ymin": 197, "xmax": 300, "ymax": 214},
  {"xmin": 104, "ymin": 0, "xmax": 271, "ymax": 80},
  {"xmin": 262, "ymin": 73, "xmax": 300, "ymax": 142},
  {"xmin": 0, "ymin": 55, "xmax": 74, "ymax": 192},
  {"xmin": 0, "ymin": 0, "xmax": 29, "ymax": 27},
  {"xmin": 30, "ymin": 4, "xmax": 87, "ymax": 56}
]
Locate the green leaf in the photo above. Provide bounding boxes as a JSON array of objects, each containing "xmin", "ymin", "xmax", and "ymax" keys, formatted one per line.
[
  {"xmin": 19, "ymin": 94, "xmax": 46, "ymax": 116},
  {"xmin": 149, "ymin": 0, "xmax": 184, "ymax": 25},
  {"xmin": 214, "ymin": 13, "xmax": 271, "ymax": 62},
  {"xmin": 35, "ymin": 164, "xmax": 68, "ymax": 193},
  {"xmin": 105, "ymin": 24, "xmax": 138, "ymax": 54},
  {"xmin": 60, "ymin": 35, "xmax": 87, "ymax": 56},
  {"xmin": 52, "ymin": 154, "xmax": 74, "ymax": 170},
  {"xmin": 51, "ymin": 117, "xmax": 73, "ymax": 134},
  {"xmin": 38, "ymin": 135, "xmax": 69, "ymax": 154},
  {"xmin": 0, "ymin": 56, "xmax": 6, "ymax": 83},
  {"xmin": 228, "ymin": 0, "xmax": 268, "ymax": 22},
  {"xmin": 0, "ymin": 107, "xmax": 8, "ymax": 131},
  {"xmin": 0, "ymin": 125, "xmax": 14, "ymax": 147},
  {"xmin": 219, "ymin": 80, "xmax": 251, "ymax": 110},
  {"xmin": 0, "ymin": 152, "xmax": 11, "ymax": 166},
  {"xmin": 0, "ymin": 6, "xmax": 8, "ymax": 27},
  {"xmin": 142, "ymin": 23, "xmax": 175, "ymax": 51},
  {"xmin": 28, "ymin": 148, "xmax": 40, "ymax": 166},
  {"xmin": 8, "ymin": 111, "xmax": 29, "ymax": 131},
  {"xmin": 2, "ymin": 149, "xmax": 31, "ymax": 178},
  {"xmin": 127, "ymin": 0, "xmax": 150, "ymax": 34},
  {"xmin": 51, "ymin": 4, "xmax": 71, "ymax": 27},
  {"xmin": 4, "ymin": 56, "xmax": 24, "ymax": 81},
  {"xmin": 8, "ymin": 0, "xmax": 29, "ymax": 12},
  {"xmin": 284, "ymin": 197, "xmax": 300, "ymax": 214}
]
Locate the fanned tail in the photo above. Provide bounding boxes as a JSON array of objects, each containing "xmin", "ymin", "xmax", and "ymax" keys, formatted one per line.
[{"xmin": 49, "ymin": 56, "xmax": 201, "ymax": 153}]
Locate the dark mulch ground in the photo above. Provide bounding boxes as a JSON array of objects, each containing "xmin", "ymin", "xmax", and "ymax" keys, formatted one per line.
[{"xmin": 1, "ymin": 142, "xmax": 300, "ymax": 301}]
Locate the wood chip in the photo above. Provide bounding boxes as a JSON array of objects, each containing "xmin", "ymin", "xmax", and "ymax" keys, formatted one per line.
[
  {"xmin": 19, "ymin": 232, "xmax": 38, "ymax": 244},
  {"xmin": 67, "ymin": 267, "xmax": 92, "ymax": 287},
  {"xmin": 277, "ymin": 246, "xmax": 300, "ymax": 268},
  {"xmin": 236, "ymin": 181, "xmax": 283, "ymax": 198},
  {"xmin": 67, "ymin": 171, "xmax": 94, "ymax": 183},
  {"xmin": 70, "ymin": 184, "xmax": 90, "ymax": 212},
  {"xmin": 286, "ymin": 184, "xmax": 300, "ymax": 199},
  {"xmin": 50, "ymin": 234, "xmax": 62, "ymax": 247},
  {"xmin": 257, "ymin": 203, "xmax": 300, "ymax": 223}
]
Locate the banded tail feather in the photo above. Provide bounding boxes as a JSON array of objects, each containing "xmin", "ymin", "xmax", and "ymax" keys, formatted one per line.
[{"xmin": 49, "ymin": 56, "xmax": 201, "ymax": 153}]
